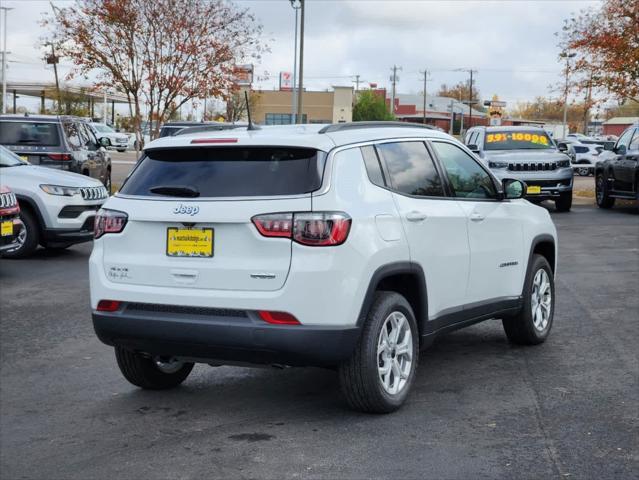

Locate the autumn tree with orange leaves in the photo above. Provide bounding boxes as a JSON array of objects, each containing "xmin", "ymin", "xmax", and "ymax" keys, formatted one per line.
[
  {"xmin": 45, "ymin": 0, "xmax": 264, "ymax": 147},
  {"xmin": 559, "ymin": 0, "xmax": 639, "ymax": 106}
]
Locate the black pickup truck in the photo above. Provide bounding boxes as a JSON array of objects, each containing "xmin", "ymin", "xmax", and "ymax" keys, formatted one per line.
[{"xmin": 595, "ymin": 124, "xmax": 639, "ymax": 209}]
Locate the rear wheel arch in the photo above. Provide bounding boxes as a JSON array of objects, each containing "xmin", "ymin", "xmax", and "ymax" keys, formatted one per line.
[{"xmin": 358, "ymin": 262, "xmax": 428, "ymax": 335}]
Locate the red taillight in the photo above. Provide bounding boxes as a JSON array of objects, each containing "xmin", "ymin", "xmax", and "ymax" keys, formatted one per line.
[
  {"xmin": 252, "ymin": 213, "xmax": 293, "ymax": 238},
  {"xmin": 190, "ymin": 138, "xmax": 238, "ymax": 144},
  {"xmin": 252, "ymin": 212, "xmax": 351, "ymax": 247},
  {"xmin": 47, "ymin": 153, "xmax": 72, "ymax": 161},
  {"xmin": 94, "ymin": 208, "xmax": 128, "ymax": 239},
  {"xmin": 258, "ymin": 310, "xmax": 300, "ymax": 325},
  {"xmin": 97, "ymin": 300, "xmax": 121, "ymax": 312}
]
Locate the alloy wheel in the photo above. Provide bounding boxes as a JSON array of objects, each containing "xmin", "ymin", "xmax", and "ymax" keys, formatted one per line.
[
  {"xmin": 377, "ymin": 311, "xmax": 413, "ymax": 395},
  {"xmin": 531, "ymin": 269, "xmax": 552, "ymax": 332},
  {"xmin": 154, "ymin": 357, "xmax": 185, "ymax": 374}
]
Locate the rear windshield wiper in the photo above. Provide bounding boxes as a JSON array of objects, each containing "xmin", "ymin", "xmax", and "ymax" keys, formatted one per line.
[{"xmin": 149, "ymin": 185, "xmax": 200, "ymax": 198}]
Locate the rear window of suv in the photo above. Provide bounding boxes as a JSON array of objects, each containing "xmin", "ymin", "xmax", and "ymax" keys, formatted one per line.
[
  {"xmin": 0, "ymin": 121, "xmax": 61, "ymax": 146},
  {"xmin": 120, "ymin": 147, "xmax": 326, "ymax": 197}
]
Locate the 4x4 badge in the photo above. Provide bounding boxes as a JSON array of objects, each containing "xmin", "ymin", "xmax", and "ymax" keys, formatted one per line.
[{"xmin": 173, "ymin": 204, "xmax": 200, "ymax": 216}]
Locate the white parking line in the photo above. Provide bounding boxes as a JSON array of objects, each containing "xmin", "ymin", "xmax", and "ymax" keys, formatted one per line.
[{"xmin": 112, "ymin": 160, "xmax": 137, "ymax": 165}]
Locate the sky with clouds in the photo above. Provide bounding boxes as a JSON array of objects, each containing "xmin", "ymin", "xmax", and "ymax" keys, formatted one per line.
[{"xmin": 2, "ymin": 0, "xmax": 602, "ymax": 112}]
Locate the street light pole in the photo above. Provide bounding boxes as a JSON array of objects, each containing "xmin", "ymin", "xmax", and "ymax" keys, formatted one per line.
[
  {"xmin": 1, "ymin": 7, "xmax": 13, "ymax": 114},
  {"xmin": 560, "ymin": 51, "xmax": 576, "ymax": 139},
  {"xmin": 290, "ymin": 0, "xmax": 300, "ymax": 124},
  {"xmin": 296, "ymin": 0, "xmax": 305, "ymax": 124}
]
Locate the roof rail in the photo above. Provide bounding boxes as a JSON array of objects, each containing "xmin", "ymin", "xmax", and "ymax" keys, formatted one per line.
[
  {"xmin": 318, "ymin": 121, "xmax": 436, "ymax": 134},
  {"xmin": 173, "ymin": 124, "xmax": 244, "ymax": 136}
]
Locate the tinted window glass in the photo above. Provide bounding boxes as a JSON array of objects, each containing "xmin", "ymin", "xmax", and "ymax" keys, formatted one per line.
[
  {"xmin": 376, "ymin": 141, "xmax": 444, "ymax": 197},
  {"xmin": 63, "ymin": 122, "xmax": 83, "ymax": 150},
  {"xmin": 432, "ymin": 142, "xmax": 497, "ymax": 199},
  {"xmin": 484, "ymin": 130, "xmax": 553, "ymax": 150},
  {"xmin": 0, "ymin": 121, "xmax": 61, "ymax": 146},
  {"xmin": 617, "ymin": 128, "xmax": 635, "ymax": 149},
  {"xmin": 361, "ymin": 146, "xmax": 385, "ymax": 187},
  {"xmin": 629, "ymin": 129, "xmax": 639, "ymax": 151},
  {"xmin": 120, "ymin": 147, "xmax": 325, "ymax": 197}
]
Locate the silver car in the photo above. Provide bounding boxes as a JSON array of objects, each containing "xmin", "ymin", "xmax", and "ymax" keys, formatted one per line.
[{"xmin": 464, "ymin": 126, "xmax": 574, "ymax": 212}]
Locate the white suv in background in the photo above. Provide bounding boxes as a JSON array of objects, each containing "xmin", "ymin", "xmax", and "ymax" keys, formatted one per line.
[
  {"xmin": 90, "ymin": 122, "xmax": 558, "ymax": 413},
  {"xmin": 89, "ymin": 123, "xmax": 130, "ymax": 152},
  {"xmin": 0, "ymin": 145, "xmax": 108, "ymax": 258}
]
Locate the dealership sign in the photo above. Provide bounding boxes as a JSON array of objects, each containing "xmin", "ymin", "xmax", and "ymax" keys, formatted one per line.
[
  {"xmin": 280, "ymin": 71, "xmax": 293, "ymax": 91},
  {"xmin": 232, "ymin": 65, "xmax": 254, "ymax": 86}
]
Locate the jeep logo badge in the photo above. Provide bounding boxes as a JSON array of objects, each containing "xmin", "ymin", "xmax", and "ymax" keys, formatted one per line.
[{"xmin": 173, "ymin": 204, "xmax": 200, "ymax": 216}]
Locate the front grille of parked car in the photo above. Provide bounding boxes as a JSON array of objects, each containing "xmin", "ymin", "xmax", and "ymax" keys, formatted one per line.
[
  {"xmin": 0, "ymin": 192, "xmax": 17, "ymax": 209},
  {"xmin": 125, "ymin": 302, "xmax": 249, "ymax": 318},
  {"xmin": 508, "ymin": 162, "xmax": 557, "ymax": 172},
  {"xmin": 80, "ymin": 186, "xmax": 108, "ymax": 201}
]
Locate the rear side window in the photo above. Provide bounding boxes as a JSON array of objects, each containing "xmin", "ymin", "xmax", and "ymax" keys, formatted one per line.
[
  {"xmin": 63, "ymin": 122, "xmax": 83, "ymax": 150},
  {"xmin": 360, "ymin": 145, "xmax": 386, "ymax": 187},
  {"xmin": 0, "ymin": 121, "xmax": 61, "ymax": 146},
  {"xmin": 376, "ymin": 141, "xmax": 444, "ymax": 197},
  {"xmin": 120, "ymin": 147, "xmax": 326, "ymax": 197}
]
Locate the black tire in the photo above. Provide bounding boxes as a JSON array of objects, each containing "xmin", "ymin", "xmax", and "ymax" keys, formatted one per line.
[
  {"xmin": 595, "ymin": 174, "xmax": 615, "ymax": 209},
  {"xmin": 1, "ymin": 208, "xmax": 39, "ymax": 259},
  {"xmin": 117, "ymin": 149, "xmax": 126, "ymax": 153},
  {"xmin": 114, "ymin": 346, "xmax": 194, "ymax": 390},
  {"xmin": 577, "ymin": 166, "xmax": 590, "ymax": 176},
  {"xmin": 555, "ymin": 191, "xmax": 572, "ymax": 212},
  {"xmin": 503, "ymin": 254, "xmax": 554, "ymax": 345},
  {"xmin": 338, "ymin": 291, "xmax": 419, "ymax": 413}
]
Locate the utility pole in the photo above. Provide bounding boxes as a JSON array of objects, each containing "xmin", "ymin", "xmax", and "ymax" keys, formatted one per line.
[
  {"xmin": 296, "ymin": 0, "xmax": 305, "ymax": 124},
  {"xmin": 448, "ymin": 100, "xmax": 454, "ymax": 135},
  {"xmin": 560, "ymin": 52, "xmax": 576, "ymax": 138},
  {"xmin": 45, "ymin": 43, "xmax": 62, "ymax": 114},
  {"xmin": 290, "ymin": 0, "xmax": 300, "ymax": 124},
  {"xmin": 1, "ymin": 7, "xmax": 13, "ymax": 114},
  {"xmin": 455, "ymin": 68, "xmax": 477, "ymax": 131},
  {"xmin": 390, "ymin": 65, "xmax": 401, "ymax": 116},
  {"xmin": 353, "ymin": 74, "xmax": 361, "ymax": 92},
  {"xmin": 419, "ymin": 69, "xmax": 430, "ymax": 125}
]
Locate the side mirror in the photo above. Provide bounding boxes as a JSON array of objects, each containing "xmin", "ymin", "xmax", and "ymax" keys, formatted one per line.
[
  {"xmin": 99, "ymin": 137, "xmax": 111, "ymax": 148},
  {"xmin": 557, "ymin": 143, "xmax": 568, "ymax": 152},
  {"xmin": 467, "ymin": 144, "xmax": 480, "ymax": 154},
  {"xmin": 613, "ymin": 144, "xmax": 627, "ymax": 155},
  {"xmin": 502, "ymin": 178, "xmax": 526, "ymax": 199}
]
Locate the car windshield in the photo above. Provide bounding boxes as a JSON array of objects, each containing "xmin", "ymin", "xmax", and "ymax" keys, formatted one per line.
[
  {"xmin": 0, "ymin": 145, "xmax": 28, "ymax": 167},
  {"xmin": 92, "ymin": 124, "xmax": 114, "ymax": 133},
  {"xmin": 484, "ymin": 130, "xmax": 553, "ymax": 150},
  {"xmin": 0, "ymin": 121, "xmax": 61, "ymax": 146}
]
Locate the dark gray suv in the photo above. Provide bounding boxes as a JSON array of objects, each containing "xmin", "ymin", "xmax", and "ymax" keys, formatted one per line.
[
  {"xmin": 0, "ymin": 114, "xmax": 112, "ymax": 192},
  {"xmin": 464, "ymin": 126, "xmax": 574, "ymax": 212}
]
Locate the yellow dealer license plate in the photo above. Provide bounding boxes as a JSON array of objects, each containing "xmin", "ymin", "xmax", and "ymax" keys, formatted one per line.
[
  {"xmin": 527, "ymin": 185, "xmax": 542, "ymax": 194},
  {"xmin": 1, "ymin": 221, "xmax": 13, "ymax": 237},
  {"xmin": 19, "ymin": 155, "xmax": 28, "ymax": 162},
  {"xmin": 166, "ymin": 228, "xmax": 213, "ymax": 258}
]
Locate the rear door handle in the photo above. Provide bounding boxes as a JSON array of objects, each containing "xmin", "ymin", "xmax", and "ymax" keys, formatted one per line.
[
  {"xmin": 470, "ymin": 212, "xmax": 485, "ymax": 222},
  {"xmin": 406, "ymin": 211, "xmax": 428, "ymax": 222}
]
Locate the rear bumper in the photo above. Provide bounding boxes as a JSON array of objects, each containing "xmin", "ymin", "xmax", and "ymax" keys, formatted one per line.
[{"xmin": 92, "ymin": 306, "xmax": 360, "ymax": 367}]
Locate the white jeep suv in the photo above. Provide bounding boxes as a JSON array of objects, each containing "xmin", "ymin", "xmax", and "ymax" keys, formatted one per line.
[{"xmin": 89, "ymin": 122, "xmax": 557, "ymax": 413}]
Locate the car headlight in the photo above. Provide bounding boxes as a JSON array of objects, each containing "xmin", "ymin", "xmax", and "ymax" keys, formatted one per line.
[
  {"xmin": 556, "ymin": 160, "xmax": 571, "ymax": 168},
  {"xmin": 39, "ymin": 184, "xmax": 81, "ymax": 196},
  {"xmin": 488, "ymin": 161, "xmax": 508, "ymax": 168}
]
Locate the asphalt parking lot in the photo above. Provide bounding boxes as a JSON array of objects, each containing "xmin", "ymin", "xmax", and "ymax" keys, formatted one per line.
[{"xmin": 1, "ymin": 201, "xmax": 638, "ymax": 479}]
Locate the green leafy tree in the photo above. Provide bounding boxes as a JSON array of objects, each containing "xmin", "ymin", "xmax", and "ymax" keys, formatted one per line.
[{"xmin": 353, "ymin": 91, "xmax": 394, "ymax": 121}]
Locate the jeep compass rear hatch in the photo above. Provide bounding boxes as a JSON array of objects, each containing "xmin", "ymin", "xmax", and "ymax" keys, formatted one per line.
[{"xmin": 102, "ymin": 146, "xmax": 325, "ymax": 291}]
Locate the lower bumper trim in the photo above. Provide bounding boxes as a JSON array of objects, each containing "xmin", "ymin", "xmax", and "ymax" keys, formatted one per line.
[{"xmin": 93, "ymin": 311, "xmax": 360, "ymax": 368}]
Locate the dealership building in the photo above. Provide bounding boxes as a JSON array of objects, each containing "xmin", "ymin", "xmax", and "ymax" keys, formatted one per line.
[{"xmin": 250, "ymin": 86, "xmax": 353, "ymax": 125}]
